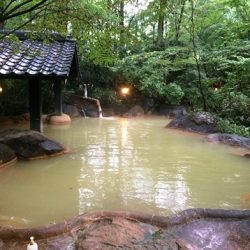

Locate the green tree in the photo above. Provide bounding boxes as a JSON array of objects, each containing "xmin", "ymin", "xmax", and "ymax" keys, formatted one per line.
[{"xmin": 0, "ymin": 0, "xmax": 53, "ymax": 35}]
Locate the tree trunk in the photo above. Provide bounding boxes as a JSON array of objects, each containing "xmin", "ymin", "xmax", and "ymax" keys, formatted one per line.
[
  {"xmin": 190, "ymin": 0, "xmax": 207, "ymax": 111},
  {"xmin": 0, "ymin": 7, "xmax": 4, "ymax": 28},
  {"xmin": 175, "ymin": 0, "xmax": 186, "ymax": 43},
  {"xmin": 0, "ymin": 22, "xmax": 4, "ymax": 29},
  {"xmin": 156, "ymin": 0, "xmax": 167, "ymax": 49},
  {"xmin": 119, "ymin": 0, "xmax": 125, "ymax": 58}
]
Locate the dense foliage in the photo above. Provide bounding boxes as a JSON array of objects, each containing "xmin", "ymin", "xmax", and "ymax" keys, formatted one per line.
[{"xmin": 0, "ymin": 0, "xmax": 249, "ymax": 136}]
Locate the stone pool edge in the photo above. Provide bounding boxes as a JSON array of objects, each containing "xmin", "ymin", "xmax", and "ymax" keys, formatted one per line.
[{"xmin": 0, "ymin": 208, "xmax": 249, "ymax": 249}]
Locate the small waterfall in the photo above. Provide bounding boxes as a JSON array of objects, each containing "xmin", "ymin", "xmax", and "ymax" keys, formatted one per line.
[
  {"xmin": 82, "ymin": 84, "xmax": 103, "ymax": 118},
  {"xmin": 96, "ymin": 99, "xmax": 103, "ymax": 118},
  {"xmin": 80, "ymin": 108, "xmax": 86, "ymax": 117},
  {"xmin": 84, "ymin": 84, "xmax": 88, "ymax": 98}
]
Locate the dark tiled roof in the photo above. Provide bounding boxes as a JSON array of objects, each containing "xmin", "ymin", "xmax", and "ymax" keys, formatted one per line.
[{"xmin": 0, "ymin": 30, "xmax": 78, "ymax": 79}]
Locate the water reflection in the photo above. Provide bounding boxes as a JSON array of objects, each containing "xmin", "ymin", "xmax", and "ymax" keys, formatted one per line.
[{"xmin": 74, "ymin": 118, "xmax": 250, "ymax": 216}]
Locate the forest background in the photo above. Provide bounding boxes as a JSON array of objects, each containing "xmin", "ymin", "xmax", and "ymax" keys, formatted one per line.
[{"xmin": 0, "ymin": 0, "xmax": 249, "ymax": 137}]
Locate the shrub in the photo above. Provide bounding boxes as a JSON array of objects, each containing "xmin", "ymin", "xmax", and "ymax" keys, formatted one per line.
[{"xmin": 217, "ymin": 118, "xmax": 250, "ymax": 138}]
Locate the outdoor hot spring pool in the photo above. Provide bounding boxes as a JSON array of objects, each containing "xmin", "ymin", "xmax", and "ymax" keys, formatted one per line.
[{"xmin": 0, "ymin": 117, "xmax": 249, "ymax": 227}]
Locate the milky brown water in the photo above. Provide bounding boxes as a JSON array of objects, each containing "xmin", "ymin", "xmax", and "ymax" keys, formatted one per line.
[{"xmin": 0, "ymin": 117, "xmax": 249, "ymax": 227}]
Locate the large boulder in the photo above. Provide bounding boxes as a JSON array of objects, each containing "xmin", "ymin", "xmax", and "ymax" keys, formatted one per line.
[
  {"xmin": 0, "ymin": 143, "xmax": 16, "ymax": 167},
  {"xmin": 0, "ymin": 129, "xmax": 65, "ymax": 160},
  {"xmin": 46, "ymin": 113, "xmax": 71, "ymax": 125},
  {"xmin": 102, "ymin": 108, "xmax": 115, "ymax": 117},
  {"xmin": 167, "ymin": 112, "xmax": 218, "ymax": 134},
  {"xmin": 207, "ymin": 133, "xmax": 250, "ymax": 149},
  {"xmin": 63, "ymin": 104, "xmax": 81, "ymax": 118},
  {"xmin": 192, "ymin": 111, "xmax": 216, "ymax": 125},
  {"xmin": 140, "ymin": 98, "xmax": 155, "ymax": 114},
  {"xmin": 157, "ymin": 104, "xmax": 187, "ymax": 117},
  {"xmin": 67, "ymin": 95, "xmax": 101, "ymax": 117},
  {"xmin": 123, "ymin": 105, "xmax": 145, "ymax": 117}
]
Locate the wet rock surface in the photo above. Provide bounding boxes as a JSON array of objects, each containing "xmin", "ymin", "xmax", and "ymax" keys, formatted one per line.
[
  {"xmin": 167, "ymin": 112, "xmax": 218, "ymax": 134},
  {"xmin": 0, "ymin": 209, "xmax": 249, "ymax": 250},
  {"xmin": 0, "ymin": 129, "xmax": 65, "ymax": 160},
  {"xmin": 173, "ymin": 218, "xmax": 250, "ymax": 250},
  {"xmin": 207, "ymin": 133, "xmax": 250, "ymax": 149}
]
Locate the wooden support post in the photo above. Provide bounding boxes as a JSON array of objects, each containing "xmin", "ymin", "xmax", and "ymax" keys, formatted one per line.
[
  {"xmin": 29, "ymin": 79, "xmax": 42, "ymax": 132},
  {"xmin": 54, "ymin": 79, "xmax": 63, "ymax": 115}
]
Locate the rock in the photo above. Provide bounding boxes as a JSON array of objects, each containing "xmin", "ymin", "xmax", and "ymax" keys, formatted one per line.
[
  {"xmin": 0, "ymin": 143, "xmax": 16, "ymax": 167},
  {"xmin": 172, "ymin": 216, "xmax": 250, "ymax": 250},
  {"xmin": 192, "ymin": 111, "xmax": 216, "ymax": 125},
  {"xmin": 45, "ymin": 235, "xmax": 75, "ymax": 250},
  {"xmin": 46, "ymin": 113, "xmax": 71, "ymax": 125},
  {"xmin": 67, "ymin": 95, "xmax": 102, "ymax": 118},
  {"xmin": 207, "ymin": 133, "xmax": 250, "ymax": 149},
  {"xmin": 157, "ymin": 105, "xmax": 187, "ymax": 117},
  {"xmin": 63, "ymin": 104, "xmax": 81, "ymax": 118},
  {"xmin": 0, "ymin": 113, "xmax": 30, "ymax": 125},
  {"xmin": 0, "ymin": 129, "xmax": 65, "ymax": 160},
  {"xmin": 102, "ymin": 108, "xmax": 115, "ymax": 117},
  {"xmin": 123, "ymin": 105, "xmax": 145, "ymax": 117},
  {"xmin": 141, "ymin": 98, "xmax": 155, "ymax": 113},
  {"xmin": 167, "ymin": 112, "xmax": 218, "ymax": 134},
  {"xmin": 0, "ymin": 209, "xmax": 249, "ymax": 250},
  {"xmin": 244, "ymin": 154, "xmax": 250, "ymax": 159},
  {"xmin": 76, "ymin": 217, "xmax": 158, "ymax": 249}
]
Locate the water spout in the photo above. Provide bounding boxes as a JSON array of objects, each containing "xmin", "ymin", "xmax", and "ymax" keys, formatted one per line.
[
  {"xmin": 84, "ymin": 84, "xmax": 88, "ymax": 98},
  {"xmin": 96, "ymin": 99, "xmax": 103, "ymax": 118},
  {"xmin": 82, "ymin": 84, "xmax": 103, "ymax": 118},
  {"xmin": 67, "ymin": 21, "xmax": 72, "ymax": 37}
]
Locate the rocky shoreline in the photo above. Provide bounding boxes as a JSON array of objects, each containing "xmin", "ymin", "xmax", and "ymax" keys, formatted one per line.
[
  {"xmin": 166, "ymin": 111, "xmax": 250, "ymax": 159},
  {"xmin": 0, "ymin": 209, "xmax": 249, "ymax": 249}
]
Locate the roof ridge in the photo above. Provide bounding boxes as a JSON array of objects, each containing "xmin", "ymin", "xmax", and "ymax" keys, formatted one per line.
[{"xmin": 0, "ymin": 29, "xmax": 76, "ymax": 43}]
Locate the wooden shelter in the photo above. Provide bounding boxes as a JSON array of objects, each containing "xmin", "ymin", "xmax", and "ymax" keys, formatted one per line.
[{"xmin": 0, "ymin": 30, "xmax": 78, "ymax": 132}]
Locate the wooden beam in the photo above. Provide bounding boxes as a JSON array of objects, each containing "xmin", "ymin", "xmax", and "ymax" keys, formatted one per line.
[
  {"xmin": 28, "ymin": 79, "xmax": 42, "ymax": 132},
  {"xmin": 54, "ymin": 79, "xmax": 63, "ymax": 115}
]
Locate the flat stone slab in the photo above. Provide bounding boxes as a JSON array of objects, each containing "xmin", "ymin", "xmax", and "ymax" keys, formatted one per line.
[
  {"xmin": 0, "ymin": 209, "xmax": 249, "ymax": 249},
  {"xmin": 0, "ymin": 129, "xmax": 65, "ymax": 160}
]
